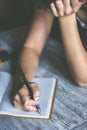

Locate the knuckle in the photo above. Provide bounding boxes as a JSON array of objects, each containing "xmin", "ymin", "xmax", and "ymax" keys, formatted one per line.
[
  {"xmin": 31, "ymin": 82, "xmax": 38, "ymax": 87},
  {"xmin": 14, "ymin": 94, "xmax": 19, "ymax": 100},
  {"xmin": 19, "ymin": 87, "xmax": 29, "ymax": 96},
  {"xmin": 59, "ymin": 12, "xmax": 64, "ymax": 16},
  {"xmin": 24, "ymin": 105, "xmax": 32, "ymax": 112},
  {"xmin": 35, "ymin": 90, "xmax": 40, "ymax": 96},
  {"xmin": 24, "ymin": 100, "xmax": 29, "ymax": 108},
  {"xmin": 65, "ymin": 9, "xmax": 71, "ymax": 15},
  {"xmin": 56, "ymin": 0, "xmax": 64, "ymax": 8},
  {"xmin": 18, "ymin": 88, "xmax": 22, "ymax": 94},
  {"xmin": 65, "ymin": 7, "xmax": 72, "ymax": 15},
  {"xmin": 73, "ymin": 7, "xmax": 78, "ymax": 13},
  {"xmin": 28, "ymin": 106, "xmax": 36, "ymax": 112}
]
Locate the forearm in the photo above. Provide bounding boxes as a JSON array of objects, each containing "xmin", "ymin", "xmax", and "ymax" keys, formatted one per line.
[
  {"xmin": 19, "ymin": 9, "xmax": 54, "ymax": 81},
  {"xmin": 13, "ymin": 9, "xmax": 54, "ymax": 111},
  {"xmin": 59, "ymin": 13, "xmax": 87, "ymax": 86},
  {"xmin": 19, "ymin": 47, "xmax": 39, "ymax": 81},
  {"xmin": 24, "ymin": 9, "xmax": 54, "ymax": 55}
]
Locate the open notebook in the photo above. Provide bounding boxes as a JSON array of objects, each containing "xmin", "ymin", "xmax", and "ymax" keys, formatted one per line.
[{"xmin": 0, "ymin": 71, "xmax": 57, "ymax": 119}]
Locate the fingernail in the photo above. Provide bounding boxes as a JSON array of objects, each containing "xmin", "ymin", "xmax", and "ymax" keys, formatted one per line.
[{"xmin": 34, "ymin": 97, "xmax": 40, "ymax": 102}]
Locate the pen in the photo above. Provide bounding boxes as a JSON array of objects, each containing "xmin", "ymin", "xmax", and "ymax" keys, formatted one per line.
[{"xmin": 18, "ymin": 67, "xmax": 41, "ymax": 114}]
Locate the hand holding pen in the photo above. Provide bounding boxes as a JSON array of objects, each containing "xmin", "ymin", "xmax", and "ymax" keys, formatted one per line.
[{"xmin": 13, "ymin": 68, "xmax": 41, "ymax": 114}]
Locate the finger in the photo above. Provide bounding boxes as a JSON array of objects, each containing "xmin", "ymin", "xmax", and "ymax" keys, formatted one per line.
[
  {"xmin": 55, "ymin": 0, "xmax": 65, "ymax": 16},
  {"xmin": 50, "ymin": 2, "xmax": 59, "ymax": 17},
  {"xmin": 13, "ymin": 94, "xmax": 26, "ymax": 110},
  {"xmin": 18, "ymin": 88, "xmax": 36, "ymax": 105},
  {"xmin": 23, "ymin": 99, "xmax": 37, "ymax": 108},
  {"xmin": 18, "ymin": 85, "xmax": 37, "ymax": 105},
  {"xmin": 13, "ymin": 100, "xmax": 24, "ymax": 110},
  {"xmin": 18, "ymin": 85, "xmax": 29, "ymax": 97},
  {"xmin": 63, "ymin": 0, "xmax": 72, "ymax": 14},
  {"xmin": 20, "ymin": 94, "xmax": 29, "ymax": 104},
  {"xmin": 13, "ymin": 85, "xmax": 29, "ymax": 107},
  {"xmin": 13, "ymin": 94, "xmax": 22, "ymax": 105},
  {"xmin": 30, "ymin": 82, "xmax": 40, "ymax": 100},
  {"xmin": 14, "ymin": 101, "xmax": 37, "ymax": 112},
  {"xmin": 14, "ymin": 104, "xmax": 24, "ymax": 110},
  {"xmin": 14, "ymin": 94, "xmax": 37, "ymax": 110},
  {"xmin": 70, "ymin": 0, "xmax": 83, "ymax": 12},
  {"xmin": 19, "ymin": 85, "xmax": 29, "ymax": 95},
  {"xmin": 25, "ymin": 105, "xmax": 37, "ymax": 112},
  {"xmin": 14, "ymin": 97, "xmax": 37, "ymax": 111},
  {"xmin": 17, "ymin": 85, "xmax": 30, "ymax": 105}
]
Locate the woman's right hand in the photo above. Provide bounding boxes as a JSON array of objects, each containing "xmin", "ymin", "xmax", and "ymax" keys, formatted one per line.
[{"xmin": 13, "ymin": 82, "xmax": 40, "ymax": 112}]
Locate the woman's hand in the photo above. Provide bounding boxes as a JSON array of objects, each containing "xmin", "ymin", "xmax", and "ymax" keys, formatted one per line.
[
  {"xmin": 70, "ymin": 0, "xmax": 86, "ymax": 12},
  {"xmin": 50, "ymin": 0, "xmax": 86, "ymax": 17},
  {"xmin": 13, "ymin": 82, "xmax": 40, "ymax": 112}
]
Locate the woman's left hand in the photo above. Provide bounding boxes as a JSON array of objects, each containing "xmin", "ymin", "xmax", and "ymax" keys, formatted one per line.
[{"xmin": 50, "ymin": 0, "xmax": 86, "ymax": 17}]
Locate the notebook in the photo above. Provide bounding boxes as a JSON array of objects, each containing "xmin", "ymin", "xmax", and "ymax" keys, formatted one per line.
[{"xmin": 0, "ymin": 71, "xmax": 57, "ymax": 119}]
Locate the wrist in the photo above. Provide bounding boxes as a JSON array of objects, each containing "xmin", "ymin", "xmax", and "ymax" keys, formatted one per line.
[
  {"xmin": 58, "ymin": 13, "xmax": 76, "ymax": 24},
  {"xmin": 58, "ymin": 12, "xmax": 80, "ymax": 46}
]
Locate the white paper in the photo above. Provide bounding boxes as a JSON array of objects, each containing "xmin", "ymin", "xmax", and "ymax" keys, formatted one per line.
[
  {"xmin": 0, "ymin": 72, "xmax": 57, "ymax": 119},
  {"xmin": 0, "ymin": 71, "xmax": 11, "ymax": 103}
]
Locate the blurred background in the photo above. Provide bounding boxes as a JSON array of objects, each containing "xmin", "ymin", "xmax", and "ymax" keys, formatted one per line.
[{"xmin": 0, "ymin": 0, "xmax": 35, "ymax": 30}]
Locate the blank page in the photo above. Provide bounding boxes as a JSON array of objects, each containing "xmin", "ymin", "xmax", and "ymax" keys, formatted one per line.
[{"xmin": 0, "ymin": 74, "xmax": 57, "ymax": 119}]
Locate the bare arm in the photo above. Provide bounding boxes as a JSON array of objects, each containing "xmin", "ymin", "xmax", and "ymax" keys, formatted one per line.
[
  {"xmin": 50, "ymin": 0, "xmax": 87, "ymax": 86},
  {"xmin": 13, "ymin": 9, "xmax": 54, "ymax": 111},
  {"xmin": 20, "ymin": 9, "xmax": 54, "ymax": 81},
  {"xmin": 59, "ymin": 14, "xmax": 87, "ymax": 86}
]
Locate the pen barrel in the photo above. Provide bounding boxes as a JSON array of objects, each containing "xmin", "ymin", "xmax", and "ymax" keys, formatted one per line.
[
  {"xmin": 27, "ymin": 85, "xmax": 33, "ymax": 99},
  {"xmin": 18, "ymin": 67, "xmax": 34, "ymax": 99}
]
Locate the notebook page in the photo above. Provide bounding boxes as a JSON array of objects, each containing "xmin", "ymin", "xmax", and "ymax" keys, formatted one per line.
[
  {"xmin": 0, "ymin": 78, "xmax": 56, "ymax": 119},
  {"xmin": 0, "ymin": 71, "xmax": 11, "ymax": 103}
]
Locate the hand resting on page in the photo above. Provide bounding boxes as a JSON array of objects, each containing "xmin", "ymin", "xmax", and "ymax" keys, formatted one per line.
[{"xmin": 12, "ymin": 81, "xmax": 40, "ymax": 112}]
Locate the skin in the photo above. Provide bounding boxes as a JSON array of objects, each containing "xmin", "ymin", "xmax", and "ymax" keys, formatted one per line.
[
  {"xmin": 13, "ymin": 0, "xmax": 87, "ymax": 111},
  {"xmin": 13, "ymin": 9, "xmax": 54, "ymax": 112},
  {"xmin": 50, "ymin": 0, "xmax": 87, "ymax": 86}
]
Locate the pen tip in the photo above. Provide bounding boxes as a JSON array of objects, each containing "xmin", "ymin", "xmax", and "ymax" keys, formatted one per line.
[{"xmin": 37, "ymin": 108, "xmax": 41, "ymax": 115}]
